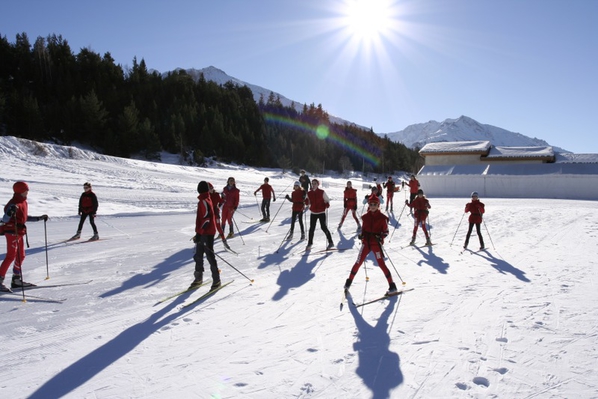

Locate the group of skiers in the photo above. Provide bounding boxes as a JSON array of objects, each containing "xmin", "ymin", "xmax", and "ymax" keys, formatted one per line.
[{"xmin": 1, "ymin": 173, "xmax": 486, "ymax": 296}]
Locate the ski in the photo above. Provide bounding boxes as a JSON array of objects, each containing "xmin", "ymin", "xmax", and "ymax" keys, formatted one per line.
[
  {"xmin": 154, "ymin": 280, "xmax": 212, "ymax": 306},
  {"xmin": 22, "ymin": 280, "xmax": 93, "ymax": 290},
  {"xmin": 1, "ymin": 291, "xmax": 66, "ymax": 303},
  {"xmin": 354, "ymin": 288, "xmax": 414, "ymax": 308},
  {"xmin": 182, "ymin": 280, "xmax": 234, "ymax": 308},
  {"xmin": 65, "ymin": 237, "xmax": 111, "ymax": 245}
]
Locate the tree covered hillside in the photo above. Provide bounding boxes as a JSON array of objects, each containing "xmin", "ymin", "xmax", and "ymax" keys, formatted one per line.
[{"xmin": 0, "ymin": 32, "xmax": 419, "ymax": 174}]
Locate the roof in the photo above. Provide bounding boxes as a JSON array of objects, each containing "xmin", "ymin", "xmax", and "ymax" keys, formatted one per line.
[
  {"xmin": 419, "ymin": 141, "xmax": 491, "ymax": 155},
  {"xmin": 555, "ymin": 153, "xmax": 598, "ymax": 164},
  {"xmin": 484, "ymin": 146, "xmax": 554, "ymax": 161}
]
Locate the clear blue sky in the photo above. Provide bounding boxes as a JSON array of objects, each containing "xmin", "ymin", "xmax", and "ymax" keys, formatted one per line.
[{"xmin": 2, "ymin": 0, "xmax": 597, "ymax": 153}]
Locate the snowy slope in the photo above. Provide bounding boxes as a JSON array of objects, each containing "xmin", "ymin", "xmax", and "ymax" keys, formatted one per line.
[
  {"xmin": 1, "ymin": 137, "xmax": 597, "ymax": 398},
  {"xmin": 381, "ymin": 115, "xmax": 569, "ymax": 152}
]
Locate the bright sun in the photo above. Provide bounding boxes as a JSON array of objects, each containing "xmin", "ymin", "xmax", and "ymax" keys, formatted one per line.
[{"xmin": 341, "ymin": 0, "xmax": 394, "ymax": 44}]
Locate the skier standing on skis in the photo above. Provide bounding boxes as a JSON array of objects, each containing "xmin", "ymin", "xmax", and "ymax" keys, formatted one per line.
[
  {"xmin": 463, "ymin": 191, "xmax": 485, "ymax": 250},
  {"xmin": 383, "ymin": 176, "xmax": 396, "ymax": 212},
  {"xmin": 338, "ymin": 181, "xmax": 360, "ymax": 232},
  {"xmin": 405, "ymin": 189, "xmax": 432, "ymax": 246},
  {"xmin": 1, "ymin": 181, "xmax": 48, "ymax": 292},
  {"xmin": 190, "ymin": 181, "xmax": 220, "ymax": 291},
  {"xmin": 344, "ymin": 194, "xmax": 397, "ymax": 295},
  {"xmin": 304, "ymin": 179, "xmax": 334, "ymax": 251},
  {"xmin": 221, "ymin": 177, "xmax": 240, "ymax": 238},
  {"xmin": 71, "ymin": 182, "xmax": 99, "ymax": 241},
  {"xmin": 254, "ymin": 177, "xmax": 276, "ymax": 222},
  {"xmin": 298, "ymin": 170, "xmax": 311, "ymax": 198},
  {"xmin": 284, "ymin": 181, "xmax": 306, "ymax": 240}
]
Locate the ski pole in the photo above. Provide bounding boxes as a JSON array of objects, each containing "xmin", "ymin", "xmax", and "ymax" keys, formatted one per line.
[
  {"xmin": 232, "ymin": 216, "xmax": 245, "ymax": 245},
  {"xmin": 275, "ymin": 225, "xmax": 293, "ymax": 253},
  {"xmin": 482, "ymin": 219, "xmax": 496, "ymax": 250},
  {"xmin": 378, "ymin": 238, "xmax": 406, "ymax": 285},
  {"xmin": 44, "ymin": 219, "xmax": 50, "ymax": 280},
  {"xmin": 254, "ymin": 194, "xmax": 260, "ymax": 217},
  {"xmin": 206, "ymin": 245, "xmax": 254, "ymax": 283},
  {"xmin": 388, "ymin": 203, "xmax": 407, "ymax": 242},
  {"xmin": 266, "ymin": 198, "xmax": 286, "ymax": 233},
  {"xmin": 450, "ymin": 213, "xmax": 466, "ymax": 247}
]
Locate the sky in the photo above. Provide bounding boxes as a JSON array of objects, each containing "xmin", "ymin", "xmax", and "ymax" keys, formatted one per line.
[
  {"xmin": 2, "ymin": 136, "xmax": 598, "ymax": 398},
  {"xmin": 2, "ymin": 0, "xmax": 597, "ymax": 153}
]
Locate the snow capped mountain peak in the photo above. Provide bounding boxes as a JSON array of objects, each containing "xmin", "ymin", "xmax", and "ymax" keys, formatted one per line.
[{"xmin": 381, "ymin": 116, "xmax": 568, "ymax": 152}]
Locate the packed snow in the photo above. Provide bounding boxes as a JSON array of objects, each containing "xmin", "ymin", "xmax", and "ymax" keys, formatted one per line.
[{"xmin": 1, "ymin": 137, "xmax": 597, "ymax": 399}]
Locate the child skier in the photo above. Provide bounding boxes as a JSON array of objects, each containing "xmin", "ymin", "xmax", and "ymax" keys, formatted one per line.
[
  {"xmin": 338, "ymin": 181, "xmax": 360, "ymax": 232},
  {"xmin": 71, "ymin": 182, "xmax": 99, "ymax": 241},
  {"xmin": 344, "ymin": 194, "xmax": 397, "ymax": 295},
  {"xmin": 284, "ymin": 181, "xmax": 306, "ymax": 240},
  {"xmin": 221, "ymin": 177, "xmax": 240, "ymax": 238},
  {"xmin": 305, "ymin": 179, "xmax": 334, "ymax": 251},
  {"xmin": 254, "ymin": 177, "xmax": 276, "ymax": 222},
  {"xmin": 463, "ymin": 191, "xmax": 485, "ymax": 250},
  {"xmin": 405, "ymin": 189, "xmax": 432, "ymax": 246}
]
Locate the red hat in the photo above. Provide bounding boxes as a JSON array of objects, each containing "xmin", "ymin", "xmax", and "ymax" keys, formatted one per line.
[
  {"xmin": 368, "ymin": 194, "xmax": 380, "ymax": 204},
  {"xmin": 13, "ymin": 181, "xmax": 29, "ymax": 194}
]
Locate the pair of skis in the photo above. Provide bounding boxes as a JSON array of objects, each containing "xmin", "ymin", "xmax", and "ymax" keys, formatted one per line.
[
  {"xmin": 343, "ymin": 287, "xmax": 414, "ymax": 309},
  {"xmin": 0, "ymin": 280, "xmax": 93, "ymax": 303}
]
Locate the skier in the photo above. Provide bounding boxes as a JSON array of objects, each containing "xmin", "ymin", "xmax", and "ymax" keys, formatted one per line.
[
  {"xmin": 304, "ymin": 179, "xmax": 334, "ymax": 251},
  {"xmin": 71, "ymin": 182, "xmax": 99, "ymax": 241},
  {"xmin": 408, "ymin": 175, "xmax": 420, "ymax": 204},
  {"xmin": 405, "ymin": 189, "xmax": 432, "ymax": 246},
  {"xmin": 463, "ymin": 191, "xmax": 485, "ymax": 250},
  {"xmin": 284, "ymin": 181, "xmax": 306, "ymax": 240},
  {"xmin": 298, "ymin": 170, "xmax": 311, "ymax": 198},
  {"xmin": 189, "ymin": 181, "xmax": 220, "ymax": 291},
  {"xmin": 344, "ymin": 194, "xmax": 397, "ymax": 295},
  {"xmin": 254, "ymin": 177, "xmax": 276, "ymax": 222},
  {"xmin": 383, "ymin": 176, "xmax": 396, "ymax": 212},
  {"xmin": 1, "ymin": 181, "xmax": 48, "ymax": 292},
  {"xmin": 207, "ymin": 182, "xmax": 228, "ymax": 248},
  {"xmin": 338, "ymin": 181, "xmax": 360, "ymax": 232},
  {"xmin": 221, "ymin": 177, "xmax": 240, "ymax": 238}
]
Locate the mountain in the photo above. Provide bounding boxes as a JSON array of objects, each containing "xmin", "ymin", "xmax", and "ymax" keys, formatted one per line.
[
  {"xmin": 379, "ymin": 115, "xmax": 569, "ymax": 152},
  {"xmin": 169, "ymin": 66, "xmax": 359, "ymax": 127}
]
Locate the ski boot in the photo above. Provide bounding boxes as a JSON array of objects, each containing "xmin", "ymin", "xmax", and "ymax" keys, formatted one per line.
[
  {"xmin": 386, "ymin": 282, "xmax": 398, "ymax": 296},
  {"xmin": 11, "ymin": 275, "xmax": 36, "ymax": 289}
]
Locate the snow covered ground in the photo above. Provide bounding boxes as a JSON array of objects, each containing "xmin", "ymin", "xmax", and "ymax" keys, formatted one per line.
[{"xmin": 1, "ymin": 136, "xmax": 597, "ymax": 399}]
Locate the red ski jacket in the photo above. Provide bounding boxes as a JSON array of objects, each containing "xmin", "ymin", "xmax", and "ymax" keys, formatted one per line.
[{"xmin": 465, "ymin": 200, "xmax": 485, "ymax": 224}]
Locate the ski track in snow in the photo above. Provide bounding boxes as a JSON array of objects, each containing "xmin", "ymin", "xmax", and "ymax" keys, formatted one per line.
[{"xmin": 1, "ymin": 138, "xmax": 598, "ymax": 398}]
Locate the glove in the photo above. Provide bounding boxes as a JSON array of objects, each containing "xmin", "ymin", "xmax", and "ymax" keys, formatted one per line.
[
  {"xmin": 273, "ymin": 198, "xmax": 276, "ymax": 202},
  {"xmin": 6, "ymin": 204, "xmax": 17, "ymax": 217},
  {"xmin": 357, "ymin": 233, "xmax": 363, "ymax": 240},
  {"xmin": 405, "ymin": 200, "xmax": 409, "ymax": 205},
  {"xmin": 40, "ymin": 214, "xmax": 48, "ymax": 221},
  {"xmin": 326, "ymin": 203, "xmax": 330, "ymax": 209},
  {"xmin": 192, "ymin": 234, "xmax": 199, "ymax": 243},
  {"xmin": 285, "ymin": 194, "xmax": 291, "ymax": 201}
]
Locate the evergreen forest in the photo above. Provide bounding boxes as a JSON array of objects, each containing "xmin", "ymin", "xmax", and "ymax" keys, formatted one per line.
[{"xmin": 0, "ymin": 33, "xmax": 421, "ymax": 175}]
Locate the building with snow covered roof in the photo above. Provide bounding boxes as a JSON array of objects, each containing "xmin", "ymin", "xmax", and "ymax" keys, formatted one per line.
[{"xmin": 416, "ymin": 141, "xmax": 598, "ymax": 200}]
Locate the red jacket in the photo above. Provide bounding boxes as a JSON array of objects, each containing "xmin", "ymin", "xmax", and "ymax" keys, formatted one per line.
[
  {"xmin": 286, "ymin": 189, "xmax": 305, "ymax": 212},
  {"xmin": 465, "ymin": 200, "xmax": 485, "ymax": 223},
  {"xmin": 79, "ymin": 191, "xmax": 98, "ymax": 215},
  {"xmin": 306, "ymin": 188, "xmax": 330, "ymax": 214},
  {"xmin": 2, "ymin": 195, "xmax": 28, "ymax": 235},
  {"xmin": 409, "ymin": 179, "xmax": 420, "ymax": 194},
  {"xmin": 255, "ymin": 183, "xmax": 275, "ymax": 200},
  {"xmin": 343, "ymin": 187, "xmax": 357, "ymax": 210},
  {"xmin": 407, "ymin": 196, "xmax": 430, "ymax": 221},
  {"xmin": 361, "ymin": 210, "xmax": 389, "ymax": 245},
  {"xmin": 209, "ymin": 191, "xmax": 223, "ymax": 218},
  {"xmin": 195, "ymin": 193, "xmax": 216, "ymax": 235},
  {"xmin": 221, "ymin": 185, "xmax": 240, "ymax": 210}
]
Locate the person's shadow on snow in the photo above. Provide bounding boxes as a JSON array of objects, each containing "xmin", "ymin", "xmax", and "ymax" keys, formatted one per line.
[
  {"xmin": 271, "ymin": 254, "xmax": 326, "ymax": 300},
  {"xmin": 100, "ymin": 247, "xmax": 194, "ymax": 298},
  {"xmin": 26, "ymin": 294, "xmax": 203, "ymax": 399},
  {"xmin": 473, "ymin": 250, "xmax": 531, "ymax": 282},
  {"xmin": 414, "ymin": 246, "xmax": 449, "ymax": 274},
  {"xmin": 348, "ymin": 294, "xmax": 403, "ymax": 399}
]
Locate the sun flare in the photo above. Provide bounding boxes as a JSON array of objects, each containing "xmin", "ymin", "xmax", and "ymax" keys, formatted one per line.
[{"xmin": 341, "ymin": 0, "xmax": 394, "ymax": 43}]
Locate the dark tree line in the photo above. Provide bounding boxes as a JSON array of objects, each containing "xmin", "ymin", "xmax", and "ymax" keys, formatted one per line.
[{"xmin": 0, "ymin": 32, "xmax": 420, "ymax": 174}]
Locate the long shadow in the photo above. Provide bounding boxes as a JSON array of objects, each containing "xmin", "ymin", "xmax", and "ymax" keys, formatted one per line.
[
  {"xmin": 26, "ymin": 294, "xmax": 204, "ymax": 399},
  {"xmin": 348, "ymin": 293, "xmax": 403, "ymax": 399},
  {"xmin": 335, "ymin": 229, "xmax": 357, "ymax": 251},
  {"xmin": 472, "ymin": 250, "xmax": 531, "ymax": 282},
  {"xmin": 271, "ymin": 254, "xmax": 327, "ymax": 301},
  {"xmin": 414, "ymin": 246, "xmax": 450, "ymax": 274},
  {"xmin": 100, "ymin": 247, "xmax": 194, "ymax": 298}
]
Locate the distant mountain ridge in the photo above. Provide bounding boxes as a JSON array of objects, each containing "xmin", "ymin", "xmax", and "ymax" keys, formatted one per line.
[
  {"xmin": 379, "ymin": 116, "xmax": 569, "ymax": 153},
  {"xmin": 168, "ymin": 67, "xmax": 566, "ymax": 152}
]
